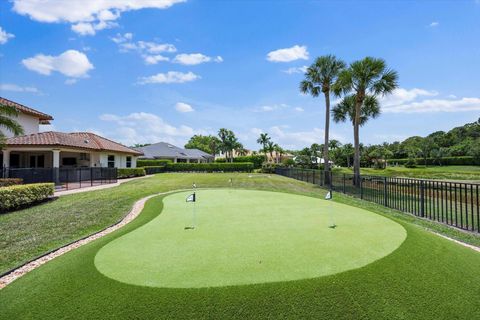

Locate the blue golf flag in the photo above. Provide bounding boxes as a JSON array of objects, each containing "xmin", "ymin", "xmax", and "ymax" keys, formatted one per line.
[{"xmin": 186, "ymin": 192, "xmax": 196, "ymax": 202}]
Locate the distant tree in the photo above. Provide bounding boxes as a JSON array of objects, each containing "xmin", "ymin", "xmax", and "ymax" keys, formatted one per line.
[
  {"xmin": 0, "ymin": 103, "xmax": 24, "ymax": 149},
  {"xmin": 132, "ymin": 143, "xmax": 151, "ymax": 148},
  {"xmin": 265, "ymin": 141, "xmax": 275, "ymax": 163},
  {"xmin": 218, "ymin": 128, "xmax": 239, "ymax": 162},
  {"xmin": 419, "ymin": 137, "xmax": 437, "ymax": 167},
  {"xmin": 333, "ymin": 57, "xmax": 398, "ymax": 185},
  {"xmin": 300, "ymin": 55, "xmax": 346, "ymax": 177},
  {"xmin": 185, "ymin": 135, "xmax": 221, "ymax": 156},
  {"xmin": 256, "ymin": 133, "xmax": 271, "ymax": 154},
  {"xmin": 368, "ymin": 147, "xmax": 393, "ymax": 169},
  {"xmin": 274, "ymin": 144, "xmax": 284, "ymax": 163},
  {"xmin": 310, "ymin": 143, "xmax": 321, "ymax": 166}
]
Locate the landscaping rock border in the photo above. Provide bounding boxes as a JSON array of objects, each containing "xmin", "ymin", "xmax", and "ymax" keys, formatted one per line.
[{"xmin": 0, "ymin": 189, "xmax": 188, "ymax": 289}]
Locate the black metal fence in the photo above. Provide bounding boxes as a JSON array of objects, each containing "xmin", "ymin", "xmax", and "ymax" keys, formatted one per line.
[
  {"xmin": 1, "ymin": 167, "xmax": 117, "ymax": 191},
  {"xmin": 276, "ymin": 167, "xmax": 480, "ymax": 233}
]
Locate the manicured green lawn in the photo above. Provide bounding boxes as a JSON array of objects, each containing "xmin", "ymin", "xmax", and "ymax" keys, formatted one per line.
[
  {"xmin": 334, "ymin": 165, "xmax": 480, "ymax": 181},
  {"xmin": 1, "ymin": 184, "xmax": 479, "ymax": 319},
  {"xmin": 0, "ymin": 173, "xmax": 325, "ymax": 274},
  {"xmin": 95, "ymin": 190, "xmax": 406, "ymax": 288}
]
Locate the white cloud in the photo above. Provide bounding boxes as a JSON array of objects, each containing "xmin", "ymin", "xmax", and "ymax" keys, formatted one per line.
[
  {"xmin": 22, "ymin": 49, "xmax": 94, "ymax": 78},
  {"xmin": 0, "ymin": 83, "xmax": 40, "ymax": 94},
  {"xmin": 138, "ymin": 71, "xmax": 200, "ymax": 84},
  {"xmin": 65, "ymin": 78, "xmax": 78, "ymax": 85},
  {"xmin": 143, "ymin": 54, "xmax": 169, "ymax": 65},
  {"xmin": 253, "ymin": 103, "xmax": 292, "ymax": 113},
  {"xmin": 13, "ymin": 0, "xmax": 185, "ymax": 36},
  {"xmin": 267, "ymin": 126, "xmax": 345, "ymax": 149},
  {"xmin": 173, "ymin": 53, "xmax": 223, "ymax": 65},
  {"xmin": 175, "ymin": 102, "xmax": 194, "ymax": 113},
  {"xmin": 283, "ymin": 66, "xmax": 308, "ymax": 74},
  {"xmin": 383, "ymin": 97, "xmax": 480, "ymax": 113},
  {"xmin": 0, "ymin": 26, "xmax": 14, "ymax": 44},
  {"xmin": 381, "ymin": 88, "xmax": 438, "ymax": 107},
  {"xmin": 294, "ymin": 107, "xmax": 304, "ymax": 112},
  {"xmin": 99, "ymin": 111, "xmax": 202, "ymax": 146},
  {"xmin": 267, "ymin": 45, "xmax": 309, "ymax": 62},
  {"xmin": 380, "ymin": 87, "xmax": 480, "ymax": 113},
  {"xmin": 429, "ymin": 21, "xmax": 439, "ymax": 27}
]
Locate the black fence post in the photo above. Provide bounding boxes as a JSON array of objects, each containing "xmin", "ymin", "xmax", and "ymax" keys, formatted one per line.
[
  {"xmin": 360, "ymin": 177, "xmax": 363, "ymax": 200},
  {"xmin": 343, "ymin": 174, "xmax": 346, "ymax": 194},
  {"xmin": 420, "ymin": 180, "xmax": 425, "ymax": 217},
  {"xmin": 384, "ymin": 177, "xmax": 388, "ymax": 207}
]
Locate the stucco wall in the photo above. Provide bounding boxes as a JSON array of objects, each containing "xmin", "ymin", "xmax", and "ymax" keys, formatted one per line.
[{"xmin": 4, "ymin": 113, "xmax": 41, "ymax": 138}]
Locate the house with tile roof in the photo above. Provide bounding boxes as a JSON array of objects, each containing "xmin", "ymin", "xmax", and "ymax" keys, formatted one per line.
[
  {"xmin": 135, "ymin": 142, "xmax": 214, "ymax": 163},
  {"xmin": 1, "ymin": 97, "xmax": 142, "ymax": 170}
]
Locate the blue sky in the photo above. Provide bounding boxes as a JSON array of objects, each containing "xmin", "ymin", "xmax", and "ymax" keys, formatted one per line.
[{"xmin": 1, "ymin": 0, "xmax": 480, "ymax": 150}]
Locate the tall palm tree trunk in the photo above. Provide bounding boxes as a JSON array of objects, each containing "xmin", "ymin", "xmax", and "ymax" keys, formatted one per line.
[
  {"xmin": 323, "ymin": 92, "xmax": 331, "ymax": 184},
  {"xmin": 353, "ymin": 98, "xmax": 362, "ymax": 187}
]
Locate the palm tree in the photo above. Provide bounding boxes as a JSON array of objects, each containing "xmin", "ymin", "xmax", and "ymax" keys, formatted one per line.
[
  {"xmin": 333, "ymin": 57, "xmax": 398, "ymax": 185},
  {"xmin": 0, "ymin": 103, "xmax": 24, "ymax": 149},
  {"xmin": 273, "ymin": 144, "xmax": 284, "ymax": 163},
  {"xmin": 300, "ymin": 55, "xmax": 346, "ymax": 177},
  {"xmin": 266, "ymin": 141, "xmax": 275, "ymax": 163},
  {"xmin": 332, "ymin": 94, "xmax": 382, "ymax": 169},
  {"xmin": 310, "ymin": 143, "xmax": 321, "ymax": 166},
  {"xmin": 256, "ymin": 133, "xmax": 270, "ymax": 153}
]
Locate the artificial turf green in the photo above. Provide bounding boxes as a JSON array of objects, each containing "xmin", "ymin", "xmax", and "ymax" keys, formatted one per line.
[
  {"xmin": 94, "ymin": 190, "xmax": 406, "ymax": 288},
  {"xmin": 1, "ymin": 188, "xmax": 479, "ymax": 319}
]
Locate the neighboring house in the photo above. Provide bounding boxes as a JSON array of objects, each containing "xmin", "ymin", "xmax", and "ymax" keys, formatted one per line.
[
  {"xmin": 135, "ymin": 142, "xmax": 214, "ymax": 163},
  {"xmin": 1, "ymin": 97, "xmax": 142, "ymax": 169}
]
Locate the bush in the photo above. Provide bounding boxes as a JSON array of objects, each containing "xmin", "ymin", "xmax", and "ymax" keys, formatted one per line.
[
  {"xmin": 387, "ymin": 156, "xmax": 476, "ymax": 166},
  {"xmin": 261, "ymin": 163, "xmax": 283, "ymax": 173},
  {"xmin": 215, "ymin": 155, "xmax": 265, "ymax": 169},
  {"xmin": 117, "ymin": 168, "xmax": 146, "ymax": 179},
  {"xmin": 142, "ymin": 166, "xmax": 165, "ymax": 175},
  {"xmin": 404, "ymin": 158, "xmax": 417, "ymax": 168},
  {"xmin": 165, "ymin": 162, "xmax": 254, "ymax": 172},
  {"xmin": 0, "ymin": 183, "xmax": 54, "ymax": 212},
  {"xmin": 137, "ymin": 159, "xmax": 172, "ymax": 167},
  {"xmin": 0, "ymin": 178, "xmax": 23, "ymax": 187}
]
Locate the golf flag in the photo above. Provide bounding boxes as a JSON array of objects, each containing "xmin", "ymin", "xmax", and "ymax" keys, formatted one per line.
[
  {"xmin": 325, "ymin": 191, "xmax": 332, "ymax": 200},
  {"xmin": 186, "ymin": 192, "xmax": 196, "ymax": 202}
]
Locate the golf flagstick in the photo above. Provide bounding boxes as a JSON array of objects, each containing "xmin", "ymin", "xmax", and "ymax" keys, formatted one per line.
[
  {"xmin": 185, "ymin": 183, "xmax": 197, "ymax": 230},
  {"xmin": 325, "ymin": 190, "xmax": 336, "ymax": 228}
]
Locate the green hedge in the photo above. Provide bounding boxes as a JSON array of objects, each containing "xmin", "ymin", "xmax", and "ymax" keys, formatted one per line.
[
  {"xmin": 0, "ymin": 178, "xmax": 23, "ymax": 187},
  {"xmin": 387, "ymin": 156, "xmax": 477, "ymax": 166},
  {"xmin": 215, "ymin": 155, "xmax": 266, "ymax": 169},
  {"xmin": 164, "ymin": 162, "xmax": 254, "ymax": 172},
  {"xmin": 117, "ymin": 168, "xmax": 146, "ymax": 179},
  {"xmin": 0, "ymin": 183, "xmax": 54, "ymax": 212},
  {"xmin": 142, "ymin": 166, "xmax": 165, "ymax": 175},
  {"xmin": 137, "ymin": 159, "xmax": 172, "ymax": 167}
]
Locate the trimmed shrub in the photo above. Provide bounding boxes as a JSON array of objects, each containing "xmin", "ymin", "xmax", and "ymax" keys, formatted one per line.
[
  {"xmin": 216, "ymin": 155, "xmax": 266, "ymax": 169},
  {"xmin": 0, "ymin": 183, "xmax": 54, "ymax": 212},
  {"xmin": 137, "ymin": 159, "xmax": 172, "ymax": 167},
  {"xmin": 143, "ymin": 166, "xmax": 165, "ymax": 175},
  {"xmin": 0, "ymin": 178, "xmax": 23, "ymax": 187},
  {"xmin": 387, "ymin": 156, "xmax": 476, "ymax": 166},
  {"xmin": 117, "ymin": 168, "xmax": 146, "ymax": 179},
  {"xmin": 165, "ymin": 162, "xmax": 254, "ymax": 172}
]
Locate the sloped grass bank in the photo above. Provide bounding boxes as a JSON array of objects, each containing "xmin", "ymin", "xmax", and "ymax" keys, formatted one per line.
[{"xmin": 0, "ymin": 195, "xmax": 479, "ymax": 319}]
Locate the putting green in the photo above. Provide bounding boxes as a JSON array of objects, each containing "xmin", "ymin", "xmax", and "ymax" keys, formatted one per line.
[{"xmin": 95, "ymin": 189, "xmax": 406, "ymax": 288}]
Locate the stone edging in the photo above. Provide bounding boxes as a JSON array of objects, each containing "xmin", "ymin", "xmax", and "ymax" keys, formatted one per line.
[
  {"xmin": 432, "ymin": 232, "xmax": 480, "ymax": 253},
  {"xmin": 0, "ymin": 189, "xmax": 189, "ymax": 290}
]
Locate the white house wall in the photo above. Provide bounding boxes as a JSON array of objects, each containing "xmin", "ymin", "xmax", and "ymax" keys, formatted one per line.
[{"xmin": 4, "ymin": 113, "xmax": 42, "ymax": 138}]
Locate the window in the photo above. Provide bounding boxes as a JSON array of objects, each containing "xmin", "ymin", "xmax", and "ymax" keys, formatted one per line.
[
  {"xmin": 126, "ymin": 156, "xmax": 132, "ymax": 168},
  {"xmin": 62, "ymin": 157, "xmax": 77, "ymax": 166},
  {"xmin": 107, "ymin": 155, "xmax": 115, "ymax": 168},
  {"xmin": 79, "ymin": 153, "xmax": 89, "ymax": 161},
  {"xmin": 10, "ymin": 154, "xmax": 20, "ymax": 168}
]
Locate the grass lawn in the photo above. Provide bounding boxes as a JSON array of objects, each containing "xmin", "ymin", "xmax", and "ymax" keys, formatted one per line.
[
  {"xmin": 1, "ymin": 173, "xmax": 480, "ymax": 319},
  {"xmin": 334, "ymin": 165, "xmax": 480, "ymax": 181}
]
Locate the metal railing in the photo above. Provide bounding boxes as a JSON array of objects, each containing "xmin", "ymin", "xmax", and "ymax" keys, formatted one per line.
[
  {"xmin": 1, "ymin": 167, "xmax": 117, "ymax": 190},
  {"xmin": 276, "ymin": 167, "xmax": 480, "ymax": 233}
]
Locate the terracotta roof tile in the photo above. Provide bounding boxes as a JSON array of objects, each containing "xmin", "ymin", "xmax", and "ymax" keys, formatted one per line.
[
  {"xmin": 0, "ymin": 97, "xmax": 53, "ymax": 122},
  {"xmin": 6, "ymin": 132, "xmax": 143, "ymax": 155}
]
